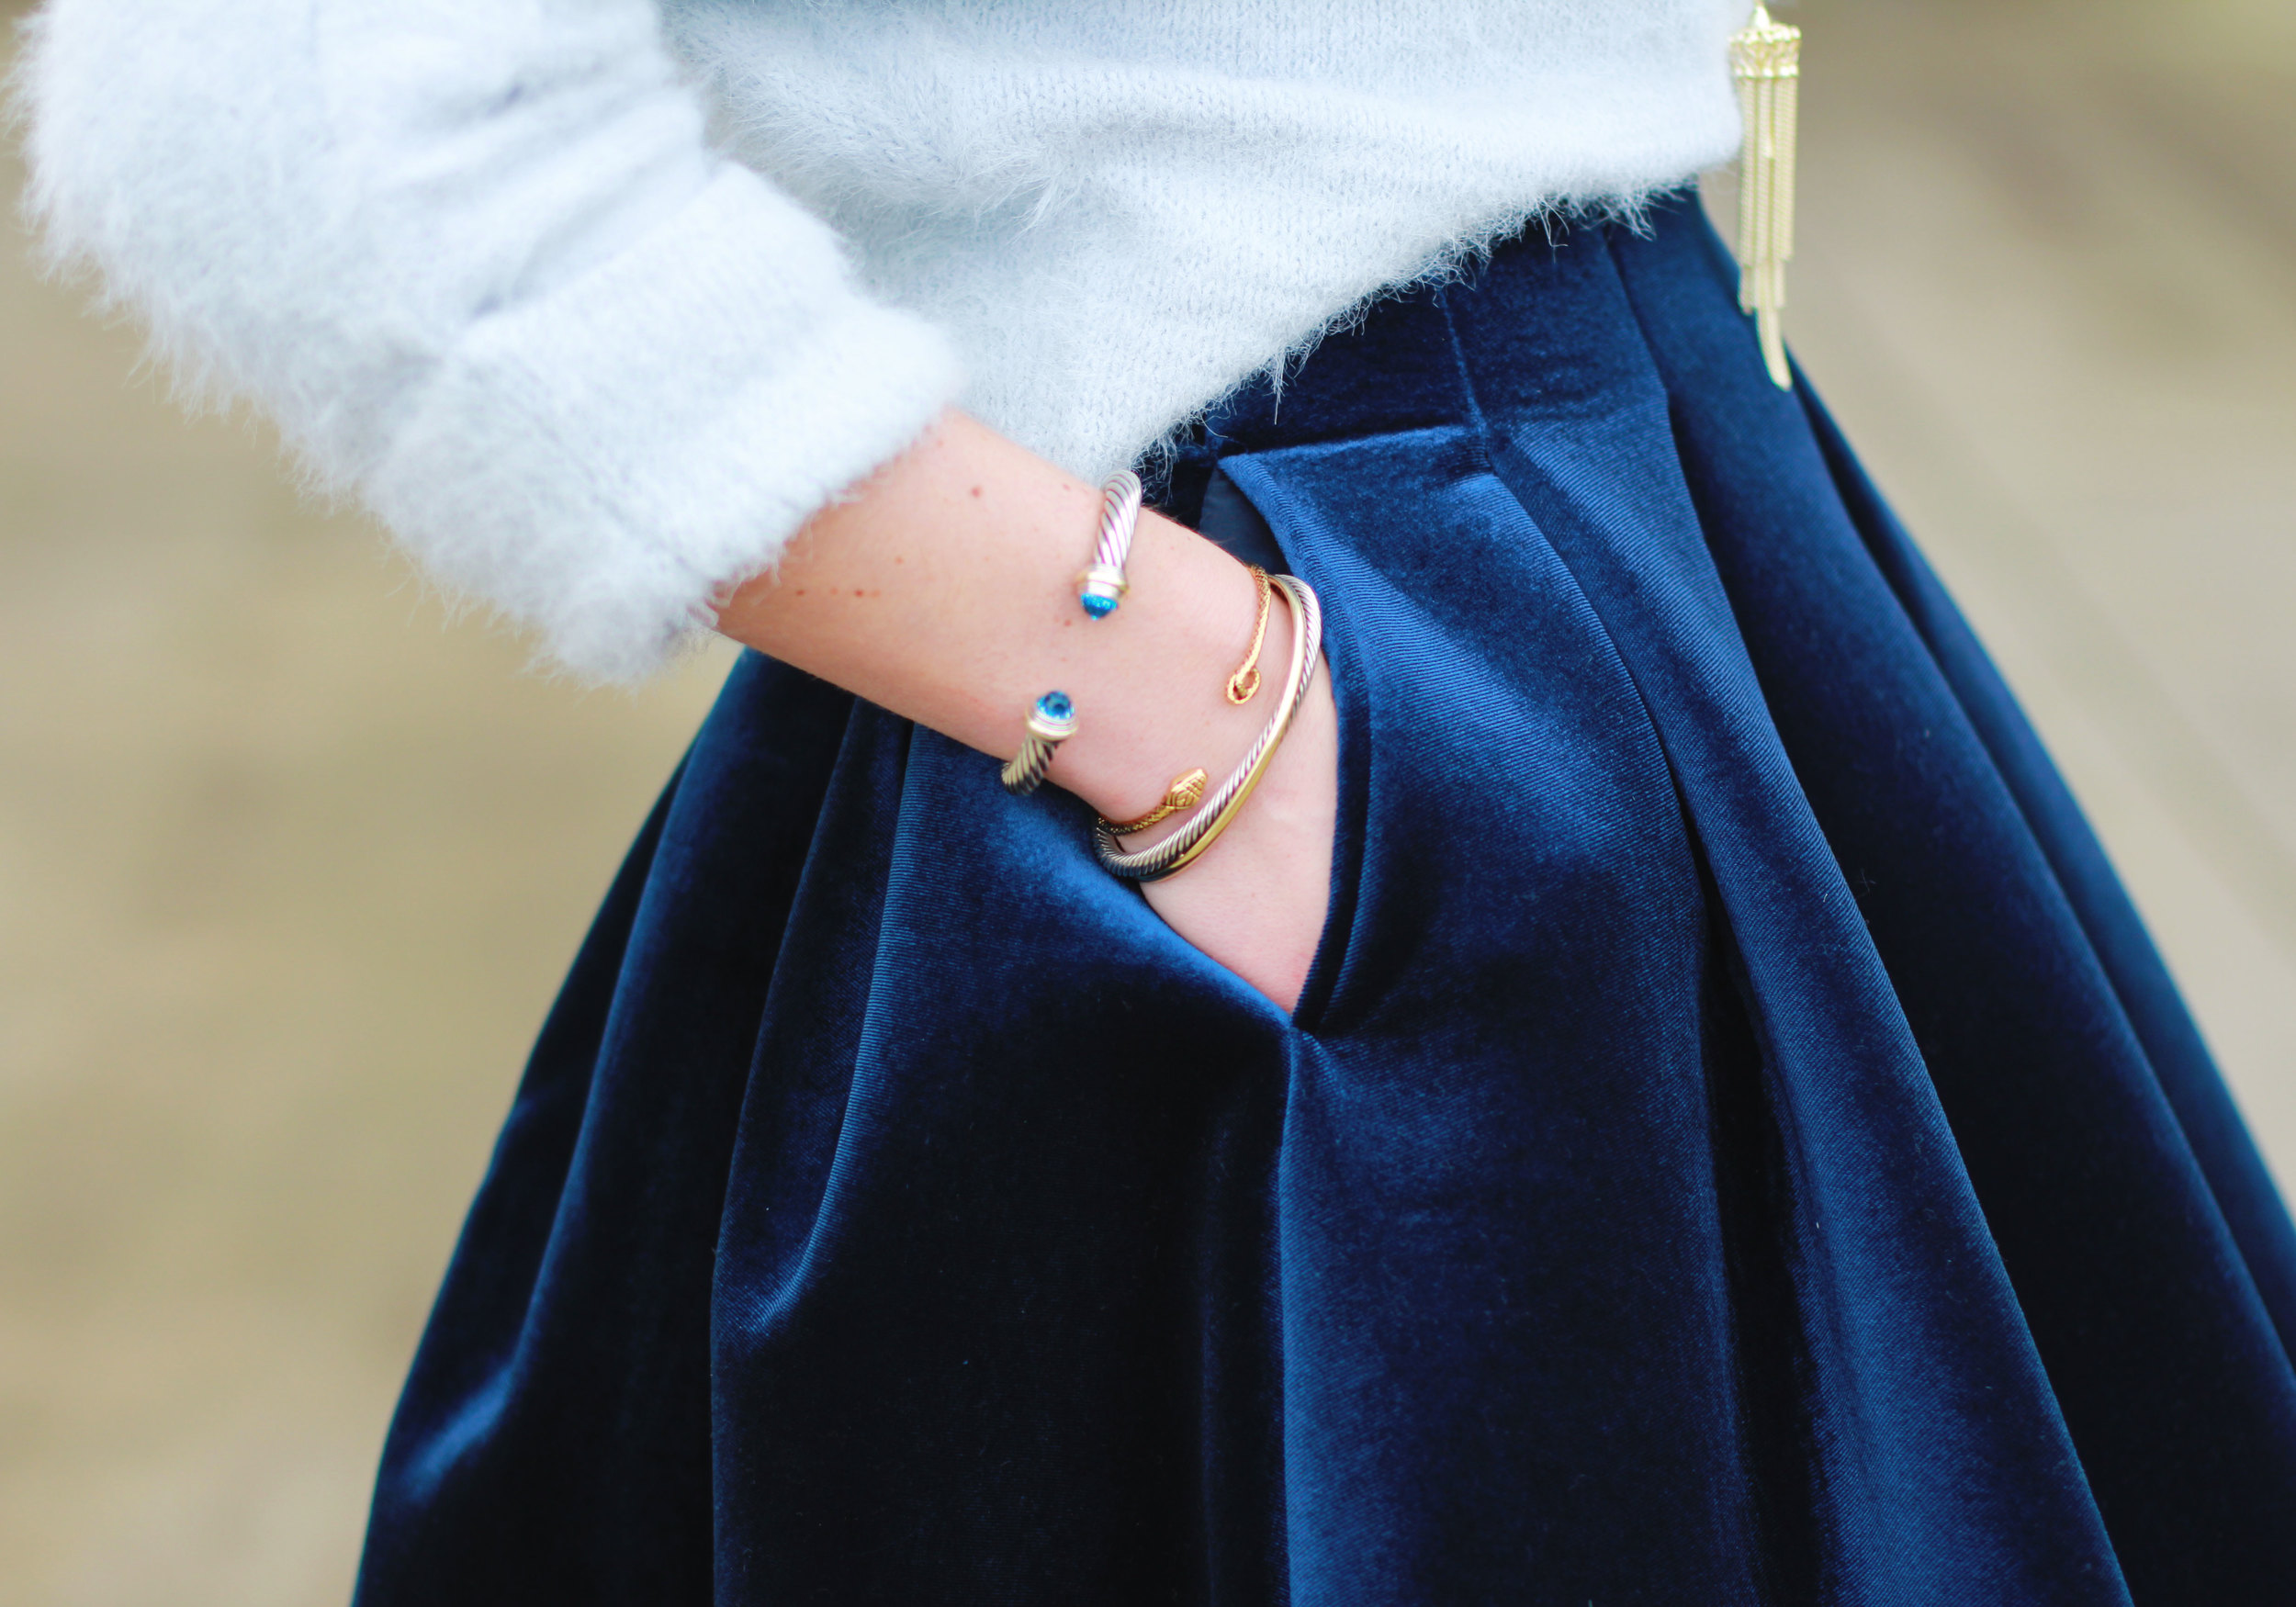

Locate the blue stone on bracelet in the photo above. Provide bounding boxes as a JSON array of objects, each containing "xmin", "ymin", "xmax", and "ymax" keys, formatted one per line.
[
  {"xmin": 1079, "ymin": 591, "xmax": 1119, "ymax": 619},
  {"xmin": 1037, "ymin": 691, "xmax": 1074, "ymax": 722}
]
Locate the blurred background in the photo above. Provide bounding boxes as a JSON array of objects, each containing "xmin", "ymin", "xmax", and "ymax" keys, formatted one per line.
[{"xmin": 2, "ymin": 0, "xmax": 2292, "ymax": 1600}]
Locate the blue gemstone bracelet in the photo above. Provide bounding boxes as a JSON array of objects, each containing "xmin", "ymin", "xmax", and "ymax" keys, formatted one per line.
[
  {"xmin": 999, "ymin": 690, "xmax": 1077, "ymax": 796},
  {"xmin": 1076, "ymin": 471, "xmax": 1142, "ymax": 619}
]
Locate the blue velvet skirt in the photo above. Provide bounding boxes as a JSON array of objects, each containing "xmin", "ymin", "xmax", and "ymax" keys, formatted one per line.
[{"xmin": 354, "ymin": 196, "xmax": 2296, "ymax": 1604}]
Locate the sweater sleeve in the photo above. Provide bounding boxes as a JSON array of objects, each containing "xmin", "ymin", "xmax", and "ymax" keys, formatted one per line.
[{"xmin": 16, "ymin": 0, "xmax": 965, "ymax": 681}]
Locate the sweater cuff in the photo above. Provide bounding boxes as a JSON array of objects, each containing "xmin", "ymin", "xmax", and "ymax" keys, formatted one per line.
[{"xmin": 365, "ymin": 163, "xmax": 965, "ymax": 683}]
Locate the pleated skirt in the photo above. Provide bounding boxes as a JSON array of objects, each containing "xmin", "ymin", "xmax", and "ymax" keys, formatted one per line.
[{"xmin": 353, "ymin": 195, "xmax": 2296, "ymax": 1605}]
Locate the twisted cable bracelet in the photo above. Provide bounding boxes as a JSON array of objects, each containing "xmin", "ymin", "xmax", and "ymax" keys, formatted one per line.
[
  {"xmin": 999, "ymin": 691, "xmax": 1078, "ymax": 796},
  {"xmin": 1075, "ymin": 470, "xmax": 1143, "ymax": 619},
  {"xmin": 1091, "ymin": 573, "xmax": 1322, "ymax": 882}
]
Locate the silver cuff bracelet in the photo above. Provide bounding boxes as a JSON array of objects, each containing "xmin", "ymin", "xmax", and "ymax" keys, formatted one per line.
[
  {"xmin": 1076, "ymin": 470, "xmax": 1143, "ymax": 619},
  {"xmin": 999, "ymin": 691, "xmax": 1079, "ymax": 796}
]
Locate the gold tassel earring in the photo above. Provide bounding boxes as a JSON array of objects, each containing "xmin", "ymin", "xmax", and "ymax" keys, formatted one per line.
[{"xmin": 1731, "ymin": 4, "xmax": 1801, "ymax": 388}]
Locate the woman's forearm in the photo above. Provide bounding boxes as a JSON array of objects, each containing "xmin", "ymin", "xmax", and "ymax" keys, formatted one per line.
[
  {"xmin": 713, "ymin": 410, "xmax": 1338, "ymax": 1007},
  {"xmin": 715, "ymin": 410, "xmax": 1280, "ymax": 827}
]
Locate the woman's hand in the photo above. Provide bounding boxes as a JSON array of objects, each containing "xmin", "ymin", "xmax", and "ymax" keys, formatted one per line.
[
  {"xmin": 711, "ymin": 410, "xmax": 1336, "ymax": 1012},
  {"xmin": 1137, "ymin": 669, "xmax": 1337, "ymax": 1011}
]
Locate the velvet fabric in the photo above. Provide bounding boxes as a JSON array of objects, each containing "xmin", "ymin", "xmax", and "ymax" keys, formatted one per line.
[{"xmin": 354, "ymin": 196, "xmax": 2296, "ymax": 1604}]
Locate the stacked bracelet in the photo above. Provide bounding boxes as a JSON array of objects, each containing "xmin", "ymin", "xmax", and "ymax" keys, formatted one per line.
[
  {"xmin": 999, "ymin": 691, "xmax": 1077, "ymax": 796},
  {"xmin": 1076, "ymin": 470, "xmax": 1143, "ymax": 619},
  {"xmin": 1091, "ymin": 573, "xmax": 1322, "ymax": 882},
  {"xmin": 1007, "ymin": 482, "xmax": 1324, "ymax": 872}
]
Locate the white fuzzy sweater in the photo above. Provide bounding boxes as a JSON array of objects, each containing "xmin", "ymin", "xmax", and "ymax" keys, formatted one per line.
[{"xmin": 17, "ymin": 1, "xmax": 1743, "ymax": 680}]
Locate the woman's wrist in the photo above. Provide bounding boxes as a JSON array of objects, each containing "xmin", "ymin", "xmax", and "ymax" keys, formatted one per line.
[
  {"xmin": 713, "ymin": 410, "xmax": 1289, "ymax": 828},
  {"xmin": 713, "ymin": 407, "xmax": 1337, "ymax": 1008},
  {"xmin": 1049, "ymin": 512, "xmax": 1288, "ymax": 826}
]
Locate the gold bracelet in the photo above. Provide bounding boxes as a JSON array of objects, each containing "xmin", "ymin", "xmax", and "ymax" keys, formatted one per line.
[
  {"xmin": 1225, "ymin": 565, "xmax": 1272, "ymax": 705},
  {"xmin": 1091, "ymin": 574, "xmax": 1322, "ymax": 882},
  {"xmin": 1100, "ymin": 769, "xmax": 1210, "ymax": 836},
  {"xmin": 1095, "ymin": 564, "xmax": 1274, "ymax": 836}
]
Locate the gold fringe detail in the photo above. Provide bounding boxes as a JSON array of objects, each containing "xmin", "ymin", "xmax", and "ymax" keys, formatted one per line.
[{"xmin": 1732, "ymin": 5, "xmax": 1800, "ymax": 388}]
